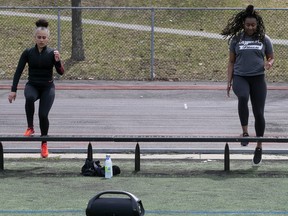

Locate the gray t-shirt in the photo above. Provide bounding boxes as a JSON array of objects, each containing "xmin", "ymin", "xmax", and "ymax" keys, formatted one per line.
[{"xmin": 229, "ymin": 34, "xmax": 273, "ymax": 76}]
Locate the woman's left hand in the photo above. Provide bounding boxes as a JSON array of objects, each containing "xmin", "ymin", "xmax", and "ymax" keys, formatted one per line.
[
  {"xmin": 54, "ymin": 50, "xmax": 61, "ymax": 62},
  {"xmin": 265, "ymin": 57, "xmax": 274, "ymax": 70},
  {"xmin": 265, "ymin": 61, "xmax": 273, "ymax": 70}
]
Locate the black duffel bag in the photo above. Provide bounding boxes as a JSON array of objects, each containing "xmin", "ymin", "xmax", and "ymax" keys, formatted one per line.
[{"xmin": 86, "ymin": 190, "xmax": 145, "ymax": 216}]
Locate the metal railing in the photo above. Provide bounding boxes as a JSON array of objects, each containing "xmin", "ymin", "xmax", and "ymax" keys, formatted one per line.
[{"xmin": 1, "ymin": 135, "xmax": 288, "ymax": 172}]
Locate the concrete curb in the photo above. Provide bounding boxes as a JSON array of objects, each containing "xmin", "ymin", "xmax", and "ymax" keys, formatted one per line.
[
  {"xmin": 4, "ymin": 153, "xmax": 288, "ymax": 160},
  {"xmin": 1, "ymin": 80, "xmax": 288, "ymax": 90}
]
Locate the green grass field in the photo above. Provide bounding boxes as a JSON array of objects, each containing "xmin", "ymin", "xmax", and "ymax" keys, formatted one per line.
[{"xmin": 1, "ymin": 157, "xmax": 288, "ymax": 216}]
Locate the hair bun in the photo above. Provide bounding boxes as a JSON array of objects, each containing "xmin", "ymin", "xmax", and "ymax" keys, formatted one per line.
[
  {"xmin": 35, "ymin": 19, "xmax": 49, "ymax": 28},
  {"xmin": 246, "ymin": 5, "xmax": 255, "ymax": 15}
]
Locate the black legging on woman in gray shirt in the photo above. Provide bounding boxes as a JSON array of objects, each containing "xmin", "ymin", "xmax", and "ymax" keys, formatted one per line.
[{"xmin": 232, "ymin": 74, "xmax": 267, "ymax": 137}]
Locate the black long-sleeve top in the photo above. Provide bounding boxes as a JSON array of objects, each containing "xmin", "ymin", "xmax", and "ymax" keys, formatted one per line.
[{"xmin": 11, "ymin": 45, "xmax": 65, "ymax": 92}]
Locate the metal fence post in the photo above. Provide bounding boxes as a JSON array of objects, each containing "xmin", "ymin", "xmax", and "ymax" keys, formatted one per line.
[
  {"xmin": 54, "ymin": 7, "xmax": 62, "ymax": 80},
  {"xmin": 224, "ymin": 143, "xmax": 230, "ymax": 172},
  {"xmin": 135, "ymin": 142, "xmax": 140, "ymax": 172},
  {"xmin": 150, "ymin": 7, "xmax": 155, "ymax": 80},
  {"xmin": 0, "ymin": 142, "xmax": 3, "ymax": 171},
  {"xmin": 57, "ymin": 7, "xmax": 61, "ymax": 51},
  {"xmin": 87, "ymin": 142, "xmax": 93, "ymax": 161}
]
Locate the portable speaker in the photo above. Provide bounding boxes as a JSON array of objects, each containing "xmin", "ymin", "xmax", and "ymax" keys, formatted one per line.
[{"xmin": 86, "ymin": 190, "xmax": 145, "ymax": 216}]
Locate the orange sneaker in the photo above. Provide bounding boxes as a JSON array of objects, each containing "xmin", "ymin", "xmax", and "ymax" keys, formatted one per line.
[
  {"xmin": 41, "ymin": 142, "xmax": 49, "ymax": 158},
  {"xmin": 24, "ymin": 128, "xmax": 35, "ymax": 136}
]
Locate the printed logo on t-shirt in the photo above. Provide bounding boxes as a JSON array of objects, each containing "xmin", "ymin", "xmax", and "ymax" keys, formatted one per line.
[{"xmin": 239, "ymin": 40, "xmax": 263, "ymax": 50}]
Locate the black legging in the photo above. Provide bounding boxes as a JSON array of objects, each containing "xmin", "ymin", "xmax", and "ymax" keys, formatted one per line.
[
  {"xmin": 24, "ymin": 82, "xmax": 55, "ymax": 137},
  {"xmin": 232, "ymin": 75, "xmax": 267, "ymax": 137}
]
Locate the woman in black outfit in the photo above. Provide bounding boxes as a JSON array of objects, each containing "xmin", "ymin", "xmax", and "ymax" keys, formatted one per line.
[{"xmin": 8, "ymin": 18, "xmax": 64, "ymax": 158}]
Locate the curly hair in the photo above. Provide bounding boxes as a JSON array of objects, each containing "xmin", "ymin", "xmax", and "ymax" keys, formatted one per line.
[{"xmin": 221, "ymin": 5, "xmax": 265, "ymax": 42}]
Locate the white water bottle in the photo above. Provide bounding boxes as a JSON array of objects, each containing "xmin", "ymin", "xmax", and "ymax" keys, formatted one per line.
[{"xmin": 104, "ymin": 154, "xmax": 113, "ymax": 179}]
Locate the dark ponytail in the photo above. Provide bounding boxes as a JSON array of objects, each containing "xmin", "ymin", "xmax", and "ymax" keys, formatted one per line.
[
  {"xmin": 35, "ymin": 18, "xmax": 49, "ymax": 28},
  {"xmin": 34, "ymin": 18, "xmax": 50, "ymax": 37},
  {"xmin": 245, "ymin": 5, "xmax": 255, "ymax": 16}
]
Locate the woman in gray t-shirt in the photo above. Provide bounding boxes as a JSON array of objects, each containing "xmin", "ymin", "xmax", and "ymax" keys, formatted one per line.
[{"xmin": 221, "ymin": 5, "xmax": 274, "ymax": 166}]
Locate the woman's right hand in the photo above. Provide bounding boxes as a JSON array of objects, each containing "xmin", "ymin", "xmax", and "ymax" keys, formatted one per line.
[
  {"xmin": 227, "ymin": 83, "xmax": 232, "ymax": 97},
  {"xmin": 8, "ymin": 92, "xmax": 16, "ymax": 103}
]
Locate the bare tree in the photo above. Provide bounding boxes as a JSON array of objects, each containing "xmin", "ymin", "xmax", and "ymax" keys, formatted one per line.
[{"xmin": 71, "ymin": 0, "xmax": 85, "ymax": 61}]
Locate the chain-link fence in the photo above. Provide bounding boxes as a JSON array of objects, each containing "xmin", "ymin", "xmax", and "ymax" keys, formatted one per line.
[{"xmin": 1, "ymin": 7, "xmax": 288, "ymax": 82}]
